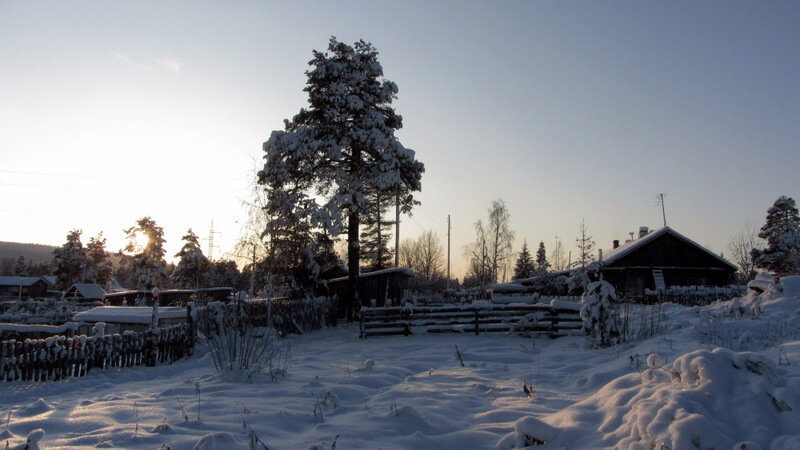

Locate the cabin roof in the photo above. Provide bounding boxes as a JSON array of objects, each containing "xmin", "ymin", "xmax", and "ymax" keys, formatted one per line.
[{"xmin": 592, "ymin": 226, "xmax": 736, "ymax": 271}]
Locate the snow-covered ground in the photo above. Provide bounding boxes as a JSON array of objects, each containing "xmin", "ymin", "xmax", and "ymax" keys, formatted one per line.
[{"xmin": 2, "ymin": 278, "xmax": 799, "ymax": 449}]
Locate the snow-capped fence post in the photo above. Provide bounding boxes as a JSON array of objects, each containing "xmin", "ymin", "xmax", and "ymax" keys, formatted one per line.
[{"xmin": 151, "ymin": 288, "xmax": 160, "ymax": 330}]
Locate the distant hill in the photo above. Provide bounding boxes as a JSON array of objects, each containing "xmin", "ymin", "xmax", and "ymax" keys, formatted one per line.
[{"xmin": 0, "ymin": 241, "xmax": 57, "ymax": 265}]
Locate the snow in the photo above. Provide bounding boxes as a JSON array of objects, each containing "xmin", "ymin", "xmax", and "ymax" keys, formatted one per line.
[
  {"xmin": 73, "ymin": 306, "xmax": 187, "ymax": 324},
  {"xmin": 1, "ymin": 277, "xmax": 799, "ymax": 449}
]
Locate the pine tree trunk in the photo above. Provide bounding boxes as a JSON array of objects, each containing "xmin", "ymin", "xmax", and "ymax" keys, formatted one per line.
[
  {"xmin": 376, "ymin": 192, "xmax": 382, "ymax": 270},
  {"xmin": 347, "ymin": 208, "xmax": 360, "ymax": 320},
  {"xmin": 347, "ymin": 144, "xmax": 362, "ymax": 320}
]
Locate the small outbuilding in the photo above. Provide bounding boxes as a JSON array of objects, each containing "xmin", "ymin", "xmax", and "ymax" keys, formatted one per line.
[
  {"xmin": 73, "ymin": 306, "xmax": 188, "ymax": 335},
  {"xmin": 63, "ymin": 283, "xmax": 106, "ymax": 303},
  {"xmin": 324, "ymin": 267, "xmax": 414, "ymax": 313},
  {"xmin": 0, "ymin": 276, "xmax": 50, "ymax": 299}
]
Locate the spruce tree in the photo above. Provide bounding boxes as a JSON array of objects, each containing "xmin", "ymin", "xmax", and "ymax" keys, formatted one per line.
[
  {"xmin": 513, "ymin": 241, "xmax": 535, "ymax": 280},
  {"xmin": 575, "ymin": 220, "xmax": 596, "ymax": 268},
  {"xmin": 751, "ymin": 195, "xmax": 800, "ymax": 276},
  {"xmin": 53, "ymin": 229, "xmax": 86, "ymax": 290},
  {"xmin": 85, "ymin": 233, "xmax": 113, "ymax": 287},
  {"xmin": 535, "ymin": 241, "xmax": 550, "ymax": 274},
  {"xmin": 14, "ymin": 256, "xmax": 28, "ymax": 276},
  {"xmin": 173, "ymin": 229, "xmax": 211, "ymax": 289}
]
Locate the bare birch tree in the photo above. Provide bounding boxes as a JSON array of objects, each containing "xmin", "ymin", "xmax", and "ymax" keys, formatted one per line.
[{"xmin": 728, "ymin": 223, "xmax": 763, "ymax": 282}]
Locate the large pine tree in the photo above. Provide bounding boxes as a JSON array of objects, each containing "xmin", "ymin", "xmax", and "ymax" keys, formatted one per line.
[
  {"xmin": 124, "ymin": 216, "xmax": 168, "ymax": 289},
  {"xmin": 260, "ymin": 37, "xmax": 424, "ymax": 315},
  {"xmin": 751, "ymin": 195, "xmax": 800, "ymax": 276}
]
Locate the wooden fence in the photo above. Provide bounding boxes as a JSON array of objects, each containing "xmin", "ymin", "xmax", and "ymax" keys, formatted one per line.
[
  {"xmin": 0, "ymin": 323, "xmax": 194, "ymax": 382},
  {"xmin": 360, "ymin": 303, "xmax": 584, "ymax": 338}
]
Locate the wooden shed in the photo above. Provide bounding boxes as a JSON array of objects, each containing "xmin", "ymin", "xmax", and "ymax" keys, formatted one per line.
[
  {"xmin": 0, "ymin": 276, "xmax": 50, "ymax": 299},
  {"xmin": 63, "ymin": 283, "xmax": 106, "ymax": 303},
  {"xmin": 324, "ymin": 267, "xmax": 414, "ymax": 313},
  {"xmin": 73, "ymin": 306, "xmax": 188, "ymax": 335}
]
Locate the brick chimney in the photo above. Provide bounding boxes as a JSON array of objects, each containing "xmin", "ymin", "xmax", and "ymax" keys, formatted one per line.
[
  {"xmin": 613, "ymin": 240, "xmax": 620, "ymax": 249},
  {"xmin": 638, "ymin": 226, "xmax": 649, "ymax": 239}
]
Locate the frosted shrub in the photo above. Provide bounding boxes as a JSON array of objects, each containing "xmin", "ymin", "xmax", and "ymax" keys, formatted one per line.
[
  {"xmin": 580, "ymin": 281, "xmax": 620, "ymax": 348},
  {"xmin": 196, "ymin": 302, "xmax": 289, "ymax": 381}
]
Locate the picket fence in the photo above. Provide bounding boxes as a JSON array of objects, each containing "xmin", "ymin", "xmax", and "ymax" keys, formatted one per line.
[{"xmin": 0, "ymin": 323, "xmax": 194, "ymax": 382}]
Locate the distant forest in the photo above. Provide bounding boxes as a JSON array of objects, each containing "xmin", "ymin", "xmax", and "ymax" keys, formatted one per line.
[{"xmin": 0, "ymin": 241, "xmax": 57, "ymax": 275}]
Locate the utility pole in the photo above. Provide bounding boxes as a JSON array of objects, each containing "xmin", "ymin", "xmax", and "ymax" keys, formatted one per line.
[
  {"xmin": 447, "ymin": 214, "xmax": 451, "ymax": 290},
  {"xmin": 395, "ymin": 190, "xmax": 400, "ymax": 268},
  {"xmin": 250, "ymin": 242, "xmax": 256, "ymax": 298}
]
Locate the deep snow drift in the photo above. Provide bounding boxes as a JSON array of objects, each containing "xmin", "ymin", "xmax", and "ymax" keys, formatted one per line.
[{"xmin": 1, "ymin": 278, "xmax": 799, "ymax": 449}]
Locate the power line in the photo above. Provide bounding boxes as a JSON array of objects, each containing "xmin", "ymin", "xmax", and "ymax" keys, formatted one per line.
[{"xmin": 0, "ymin": 169, "xmax": 241, "ymax": 183}]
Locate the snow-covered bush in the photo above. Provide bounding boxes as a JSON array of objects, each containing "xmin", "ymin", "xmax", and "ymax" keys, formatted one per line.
[
  {"xmin": 568, "ymin": 270, "xmax": 590, "ymax": 296},
  {"xmin": 580, "ymin": 280, "xmax": 620, "ymax": 348},
  {"xmin": 195, "ymin": 301, "xmax": 289, "ymax": 380}
]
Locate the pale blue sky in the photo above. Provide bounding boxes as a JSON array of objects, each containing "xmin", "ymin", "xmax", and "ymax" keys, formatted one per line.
[{"xmin": 1, "ymin": 1, "xmax": 798, "ymax": 278}]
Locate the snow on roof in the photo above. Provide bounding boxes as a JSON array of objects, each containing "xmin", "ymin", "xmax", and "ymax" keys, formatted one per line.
[
  {"xmin": 65, "ymin": 283, "xmax": 106, "ymax": 299},
  {"xmin": 0, "ymin": 322, "xmax": 77, "ymax": 334},
  {"xmin": 0, "ymin": 276, "xmax": 47, "ymax": 287},
  {"xmin": 593, "ymin": 226, "xmax": 736, "ymax": 270},
  {"xmin": 329, "ymin": 267, "xmax": 415, "ymax": 283},
  {"xmin": 73, "ymin": 306, "xmax": 187, "ymax": 324}
]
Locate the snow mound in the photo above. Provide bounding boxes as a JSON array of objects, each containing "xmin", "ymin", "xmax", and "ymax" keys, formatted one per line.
[
  {"xmin": 9, "ymin": 428, "xmax": 45, "ymax": 450},
  {"xmin": 736, "ymin": 274, "xmax": 800, "ymax": 323},
  {"xmin": 495, "ymin": 416, "xmax": 558, "ymax": 448},
  {"xmin": 150, "ymin": 421, "xmax": 173, "ymax": 434},
  {"xmin": 546, "ymin": 347, "xmax": 800, "ymax": 449},
  {"xmin": 779, "ymin": 275, "xmax": 800, "ymax": 298},
  {"xmin": 356, "ymin": 359, "xmax": 375, "ymax": 373},
  {"xmin": 18, "ymin": 398, "xmax": 55, "ymax": 416},
  {"xmin": 192, "ymin": 432, "xmax": 237, "ymax": 450}
]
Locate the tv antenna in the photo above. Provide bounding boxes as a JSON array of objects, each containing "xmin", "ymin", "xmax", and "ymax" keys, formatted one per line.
[{"xmin": 656, "ymin": 193, "xmax": 667, "ymax": 227}]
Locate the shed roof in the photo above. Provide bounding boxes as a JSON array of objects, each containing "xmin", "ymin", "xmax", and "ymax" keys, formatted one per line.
[
  {"xmin": 328, "ymin": 267, "xmax": 415, "ymax": 283},
  {"xmin": 0, "ymin": 276, "xmax": 47, "ymax": 287},
  {"xmin": 65, "ymin": 283, "xmax": 106, "ymax": 300},
  {"xmin": 73, "ymin": 306, "xmax": 187, "ymax": 324}
]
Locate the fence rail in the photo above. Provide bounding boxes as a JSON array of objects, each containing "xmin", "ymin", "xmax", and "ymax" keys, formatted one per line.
[
  {"xmin": 0, "ymin": 323, "xmax": 194, "ymax": 382},
  {"xmin": 360, "ymin": 303, "xmax": 583, "ymax": 338}
]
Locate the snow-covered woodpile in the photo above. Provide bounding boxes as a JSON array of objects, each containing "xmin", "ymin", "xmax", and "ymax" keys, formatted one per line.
[{"xmin": 0, "ymin": 323, "xmax": 194, "ymax": 382}]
